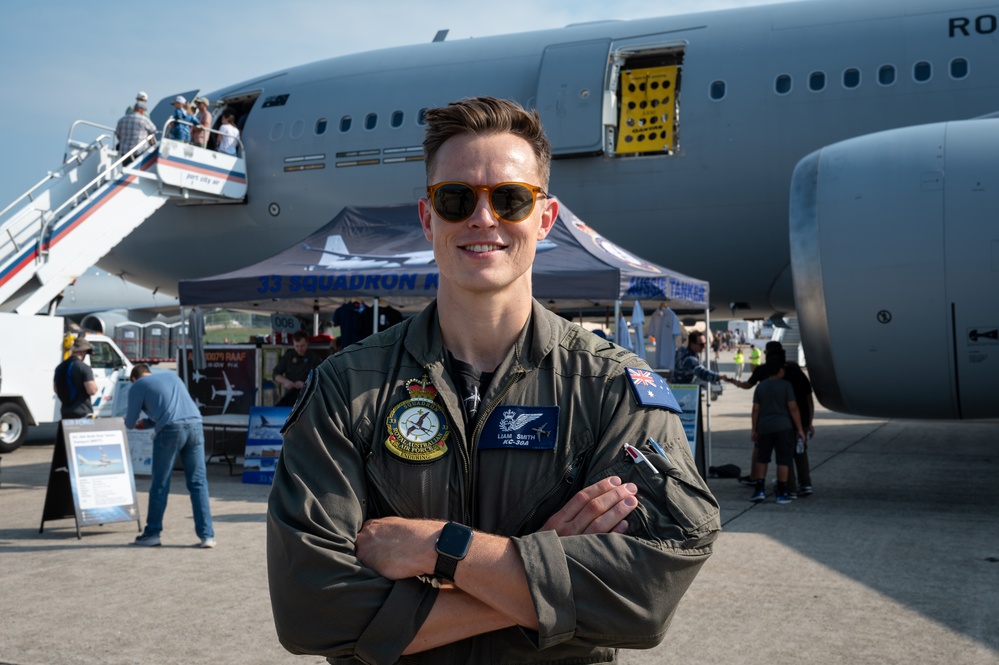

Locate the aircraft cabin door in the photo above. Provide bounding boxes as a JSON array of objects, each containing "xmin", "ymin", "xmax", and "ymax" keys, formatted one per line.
[{"xmin": 535, "ymin": 40, "xmax": 610, "ymax": 157}]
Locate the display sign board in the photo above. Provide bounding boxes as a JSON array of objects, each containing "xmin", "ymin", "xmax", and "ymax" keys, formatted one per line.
[
  {"xmin": 127, "ymin": 429, "xmax": 154, "ymax": 477},
  {"xmin": 40, "ymin": 418, "xmax": 142, "ymax": 538},
  {"xmin": 184, "ymin": 345, "xmax": 258, "ymax": 416},
  {"xmin": 242, "ymin": 406, "xmax": 291, "ymax": 485},
  {"xmin": 270, "ymin": 313, "xmax": 302, "ymax": 333},
  {"xmin": 668, "ymin": 384, "xmax": 706, "ymax": 478}
]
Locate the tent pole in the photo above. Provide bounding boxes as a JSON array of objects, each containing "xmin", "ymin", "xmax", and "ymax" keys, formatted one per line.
[
  {"xmin": 705, "ymin": 306, "xmax": 712, "ymax": 474},
  {"xmin": 313, "ymin": 299, "xmax": 319, "ymax": 336},
  {"xmin": 614, "ymin": 300, "xmax": 620, "ymax": 344},
  {"xmin": 180, "ymin": 305, "xmax": 188, "ymax": 385},
  {"xmin": 373, "ymin": 298, "xmax": 380, "ymax": 334}
]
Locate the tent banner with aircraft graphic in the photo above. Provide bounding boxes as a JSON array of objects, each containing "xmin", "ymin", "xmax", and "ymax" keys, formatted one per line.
[{"xmin": 178, "ymin": 203, "xmax": 709, "ymax": 314}]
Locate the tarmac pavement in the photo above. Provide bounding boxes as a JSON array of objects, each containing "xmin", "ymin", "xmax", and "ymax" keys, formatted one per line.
[{"xmin": 1, "ymin": 371, "xmax": 997, "ymax": 665}]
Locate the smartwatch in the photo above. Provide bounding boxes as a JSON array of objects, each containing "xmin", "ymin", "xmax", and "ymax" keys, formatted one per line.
[{"xmin": 434, "ymin": 522, "xmax": 473, "ymax": 581}]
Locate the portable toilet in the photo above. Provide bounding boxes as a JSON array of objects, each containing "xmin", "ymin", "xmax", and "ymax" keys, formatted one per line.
[
  {"xmin": 115, "ymin": 322, "xmax": 143, "ymax": 360},
  {"xmin": 143, "ymin": 322, "xmax": 171, "ymax": 360},
  {"xmin": 168, "ymin": 321, "xmax": 189, "ymax": 361}
]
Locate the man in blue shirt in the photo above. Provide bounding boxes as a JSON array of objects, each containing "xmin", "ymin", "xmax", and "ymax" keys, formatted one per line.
[
  {"xmin": 126, "ymin": 364, "xmax": 215, "ymax": 548},
  {"xmin": 672, "ymin": 331, "xmax": 734, "ymax": 386},
  {"xmin": 168, "ymin": 95, "xmax": 200, "ymax": 143}
]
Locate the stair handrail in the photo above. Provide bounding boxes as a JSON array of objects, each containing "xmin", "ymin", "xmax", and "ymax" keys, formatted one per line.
[
  {"xmin": 1, "ymin": 121, "xmax": 121, "ymax": 233},
  {"xmin": 0, "ymin": 140, "xmax": 107, "ymax": 227},
  {"xmin": 35, "ymin": 136, "xmax": 160, "ymax": 259},
  {"xmin": 63, "ymin": 120, "xmax": 117, "ymax": 162}
]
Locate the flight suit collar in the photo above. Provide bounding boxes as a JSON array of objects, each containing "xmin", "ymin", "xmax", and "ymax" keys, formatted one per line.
[{"xmin": 403, "ymin": 298, "xmax": 559, "ymax": 374}]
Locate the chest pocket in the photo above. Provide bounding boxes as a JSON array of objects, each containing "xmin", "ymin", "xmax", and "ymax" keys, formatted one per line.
[{"xmin": 360, "ymin": 416, "xmax": 456, "ymax": 521}]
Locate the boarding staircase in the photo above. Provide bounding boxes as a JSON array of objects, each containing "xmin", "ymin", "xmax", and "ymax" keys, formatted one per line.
[
  {"xmin": 0, "ymin": 119, "xmax": 247, "ymax": 314},
  {"xmin": 771, "ymin": 317, "xmax": 804, "ymax": 366}
]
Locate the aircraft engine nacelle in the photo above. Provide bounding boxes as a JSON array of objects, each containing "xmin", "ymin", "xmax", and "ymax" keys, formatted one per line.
[
  {"xmin": 790, "ymin": 118, "xmax": 999, "ymax": 419},
  {"xmin": 79, "ymin": 309, "xmax": 134, "ymax": 335}
]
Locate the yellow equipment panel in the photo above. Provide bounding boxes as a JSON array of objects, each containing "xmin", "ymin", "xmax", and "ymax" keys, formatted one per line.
[{"xmin": 616, "ymin": 66, "xmax": 677, "ymax": 154}]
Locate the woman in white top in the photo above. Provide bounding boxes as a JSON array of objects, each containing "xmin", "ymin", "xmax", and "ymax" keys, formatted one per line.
[{"xmin": 217, "ymin": 114, "xmax": 240, "ymax": 155}]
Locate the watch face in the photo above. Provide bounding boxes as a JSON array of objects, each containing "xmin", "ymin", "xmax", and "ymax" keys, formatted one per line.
[{"xmin": 436, "ymin": 523, "xmax": 473, "ymax": 559}]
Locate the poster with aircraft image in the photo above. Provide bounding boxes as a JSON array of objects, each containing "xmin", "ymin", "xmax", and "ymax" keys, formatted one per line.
[
  {"xmin": 61, "ymin": 418, "xmax": 141, "ymax": 530},
  {"xmin": 242, "ymin": 406, "xmax": 291, "ymax": 485},
  {"xmin": 184, "ymin": 345, "xmax": 257, "ymax": 416}
]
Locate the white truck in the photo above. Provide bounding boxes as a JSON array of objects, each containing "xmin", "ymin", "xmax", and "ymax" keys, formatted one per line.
[{"xmin": 0, "ymin": 312, "xmax": 133, "ymax": 453}]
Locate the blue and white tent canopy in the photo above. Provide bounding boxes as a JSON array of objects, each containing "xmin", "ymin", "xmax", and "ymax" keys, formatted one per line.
[{"xmin": 178, "ymin": 203, "xmax": 709, "ymax": 314}]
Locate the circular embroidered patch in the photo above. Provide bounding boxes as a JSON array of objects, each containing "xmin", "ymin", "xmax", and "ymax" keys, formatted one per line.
[{"xmin": 384, "ymin": 375, "xmax": 450, "ymax": 462}]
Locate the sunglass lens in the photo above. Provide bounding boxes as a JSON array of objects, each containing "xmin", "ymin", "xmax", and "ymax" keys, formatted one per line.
[
  {"xmin": 492, "ymin": 184, "xmax": 534, "ymax": 222},
  {"xmin": 434, "ymin": 183, "xmax": 476, "ymax": 222}
]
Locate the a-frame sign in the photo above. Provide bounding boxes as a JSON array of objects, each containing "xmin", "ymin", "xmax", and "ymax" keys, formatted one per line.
[{"xmin": 40, "ymin": 418, "xmax": 142, "ymax": 539}]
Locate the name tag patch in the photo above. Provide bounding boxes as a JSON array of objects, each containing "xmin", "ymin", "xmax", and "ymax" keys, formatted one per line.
[
  {"xmin": 626, "ymin": 367, "xmax": 682, "ymax": 414},
  {"xmin": 479, "ymin": 406, "xmax": 559, "ymax": 450}
]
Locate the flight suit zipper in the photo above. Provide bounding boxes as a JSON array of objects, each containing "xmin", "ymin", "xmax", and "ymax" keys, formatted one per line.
[{"xmin": 465, "ymin": 367, "xmax": 526, "ymax": 525}]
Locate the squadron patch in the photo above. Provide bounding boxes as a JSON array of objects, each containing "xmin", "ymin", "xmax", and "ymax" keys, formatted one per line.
[{"xmin": 384, "ymin": 375, "xmax": 451, "ymax": 463}]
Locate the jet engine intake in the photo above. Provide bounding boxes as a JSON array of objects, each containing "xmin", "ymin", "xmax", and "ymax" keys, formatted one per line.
[{"xmin": 790, "ymin": 119, "xmax": 999, "ymax": 419}]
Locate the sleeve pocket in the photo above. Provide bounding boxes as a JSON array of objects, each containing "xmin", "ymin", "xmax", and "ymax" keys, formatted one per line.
[{"xmin": 599, "ymin": 456, "xmax": 719, "ymax": 543}]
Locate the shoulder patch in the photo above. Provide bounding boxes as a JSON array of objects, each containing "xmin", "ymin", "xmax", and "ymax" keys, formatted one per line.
[
  {"xmin": 280, "ymin": 369, "xmax": 317, "ymax": 434},
  {"xmin": 625, "ymin": 367, "xmax": 682, "ymax": 414}
]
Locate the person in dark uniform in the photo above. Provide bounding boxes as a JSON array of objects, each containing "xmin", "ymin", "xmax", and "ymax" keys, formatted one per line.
[
  {"xmin": 272, "ymin": 331, "xmax": 323, "ymax": 406},
  {"xmin": 53, "ymin": 338, "xmax": 97, "ymax": 418}
]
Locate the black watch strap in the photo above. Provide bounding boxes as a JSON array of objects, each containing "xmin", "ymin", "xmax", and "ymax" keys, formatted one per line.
[
  {"xmin": 434, "ymin": 552, "xmax": 459, "ymax": 581},
  {"xmin": 434, "ymin": 522, "xmax": 473, "ymax": 581}
]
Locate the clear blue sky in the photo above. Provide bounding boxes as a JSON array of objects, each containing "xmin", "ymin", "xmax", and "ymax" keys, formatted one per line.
[{"xmin": 0, "ymin": 0, "xmax": 797, "ymax": 208}]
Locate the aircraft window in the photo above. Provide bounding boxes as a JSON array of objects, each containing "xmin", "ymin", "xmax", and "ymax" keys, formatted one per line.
[
  {"xmin": 417, "ymin": 108, "xmax": 429, "ymax": 125},
  {"xmin": 316, "ymin": 118, "xmax": 328, "ymax": 135},
  {"xmin": 290, "ymin": 120, "xmax": 305, "ymax": 139},
  {"xmin": 842, "ymin": 68, "xmax": 861, "ymax": 89},
  {"xmin": 391, "ymin": 111, "xmax": 404, "ymax": 128},
  {"xmin": 913, "ymin": 61, "xmax": 932, "ymax": 83},
  {"xmin": 270, "ymin": 122, "xmax": 285, "ymax": 141},
  {"xmin": 709, "ymin": 80, "xmax": 726, "ymax": 101},
  {"xmin": 339, "ymin": 116, "xmax": 352, "ymax": 132},
  {"xmin": 950, "ymin": 58, "xmax": 969, "ymax": 79},
  {"xmin": 808, "ymin": 71, "xmax": 826, "ymax": 92},
  {"xmin": 878, "ymin": 65, "xmax": 896, "ymax": 86},
  {"xmin": 365, "ymin": 113, "xmax": 378, "ymax": 130},
  {"xmin": 774, "ymin": 74, "xmax": 792, "ymax": 95}
]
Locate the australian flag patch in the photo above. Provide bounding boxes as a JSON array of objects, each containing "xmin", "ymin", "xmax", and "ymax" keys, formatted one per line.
[{"xmin": 625, "ymin": 367, "xmax": 682, "ymax": 414}]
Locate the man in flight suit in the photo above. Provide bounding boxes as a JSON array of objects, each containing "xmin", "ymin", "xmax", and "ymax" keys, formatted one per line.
[
  {"xmin": 272, "ymin": 330, "xmax": 323, "ymax": 406},
  {"xmin": 267, "ymin": 97, "xmax": 720, "ymax": 664}
]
